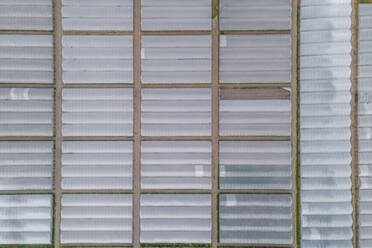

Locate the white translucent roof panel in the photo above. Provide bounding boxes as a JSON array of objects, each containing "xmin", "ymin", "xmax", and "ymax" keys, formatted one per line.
[
  {"xmin": 62, "ymin": 35, "xmax": 133, "ymax": 84},
  {"xmin": 142, "ymin": 88, "xmax": 211, "ymax": 136},
  {"xmin": 359, "ymin": 4, "xmax": 372, "ymax": 248},
  {"xmin": 220, "ymin": 0, "xmax": 291, "ymax": 30},
  {"xmin": 219, "ymin": 89, "xmax": 291, "ymax": 136},
  {"xmin": 140, "ymin": 194, "xmax": 211, "ymax": 243},
  {"xmin": 220, "ymin": 194, "xmax": 292, "ymax": 245},
  {"xmin": 61, "ymin": 194, "xmax": 132, "ymax": 244},
  {"xmin": 0, "ymin": 88, "xmax": 53, "ymax": 136},
  {"xmin": 142, "ymin": 35, "xmax": 211, "ymax": 83},
  {"xmin": 300, "ymin": 1, "xmax": 353, "ymax": 247},
  {"xmin": 62, "ymin": 0, "xmax": 133, "ymax": 31},
  {"xmin": 0, "ymin": 194, "xmax": 52, "ymax": 244},
  {"xmin": 62, "ymin": 141, "xmax": 132, "ymax": 190},
  {"xmin": 220, "ymin": 34, "xmax": 291, "ymax": 83},
  {"xmin": 0, "ymin": 0, "xmax": 53, "ymax": 30},
  {"xmin": 0, "ymin": 35, "xmax": 54, "ymax": 83},
  {"xmin": 0, "ymin": 141, "xmax": 53, "ymax": 190},
  {"xmin": 142, "ymin": 0, "xmax": 211, "ymax": 30},
  {"xmin": 141, "ymin": 141, "xmax": 211, "ymax": 189},
  {"xmin": 220, "ymin": 141, "xmax": 291, "ymax": 190},
  {"xmin": 62, "ymin": 88, "xmax": 133, "ymax": 136}
]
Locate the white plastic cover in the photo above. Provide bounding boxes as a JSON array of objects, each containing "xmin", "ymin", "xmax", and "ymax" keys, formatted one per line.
[
  {"xmin": 142, "ymin": 88, "xmax": 211, "ymax": 136},
  {"xmin": 142, "ymin": 35, "xmax": 211, "ymax": 83},
  {"xmin": 220, "ymin": 35, "xmax": 291, "ymax": 83},
  {"xmin": 359, "ymin": 4, "xmax": 372, "ymax": 248},
  {"xmin": 61, "ymin": 194, "xmax": 132, "ymax": 244},
  {"xmin": 300, "ymin": 0, "xmax": 353, "ymax": 247},
  {"xmin": 220, "ymin": 0, "xmax": 291, "ymax": 30},
  {"xmin": 141, "ymin": 141, "xmax": 211, "ymax": 189},
  {"xmin": 220, "ymin": 194, "xmax": 292, "ymax": 245},
  {"xmin": 62, "ymin": 35, "xmax": 133, "ymax": 84},
  {"xmin": 62, "ymin": 141, "xmax": 132, "ymax": 190},
  {"xmin": 0, "ymin": 88, "xmax": 53, "ymax": 136},
  {"xmin": 0, "ymin": 141, "xmax": 53, "ymax": 190},
  {"xmin": 0, "ymin": 0, "xmax": 53, "ymax": 30},
  {"xmin": 220, "ymin": 141, "xmax": 291, "ymax": 190},
  {"xmin": 140, "ymin": 194, "xmax": 211, "ymax": 243},
  {"xmin": 0, "ymin": 35, "xmax": 54, "ymax": 83},
  {"xmin": 62, "ymin": 0, "xmax": 133, "ymax": 31},
  {"xmin": 62, "ymin": 88, "xmax": 133, "ymax": 136},
  {"xmin": 0, "ymin": 194, "xmax": 52, "ymax": 244},
  {"xmin": 220, "ymin": 96, "xmax": 291, "ymax": 136},
  {"xmin": 142, "ymin": 0, "xmax": 211, "ymax": 30}
]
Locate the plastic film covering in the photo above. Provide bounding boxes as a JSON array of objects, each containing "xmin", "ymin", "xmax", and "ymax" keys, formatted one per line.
[
  {"xmin": 0, "ymin": 88, "xmax": 53, "ymax": 136},
  {"xmin": 140, "ymin": 194, "xmax": 211, "ymax": 243},
  {"xmin": 219, "ymin": 194, "xmax": 292, "ymax": 245},
  {"xmin": 0, "ymin": 35, "xmax": 54, "ymax": 83},
  {"xmin": 0, "ymin": 194, "xmax": 52, "ymax": 244},
  {"xmin": 62, "ymin": 35, "xmax": 133, "ymax": 84},
  {"xmin": 359, "ymin": 4, "xmax": 372, "ymax": 248},
  {"xmin": 300, "ymin": 0, "xmax": 353, "ymax": 247},
  {"xmin": 61, "ymin": 194, "xmax": 132, "ymax": 244},
  {"xmin": 62, "ymin": 0, "xmax": 133, "ymax": 31},
  {"xmin": 62, "ymin": 141, "xmax": 132, "ymax": 190},
  {"xmin": 142, "ymin": 0, "xmax": 211, "ymax": 30},
  {"xmin": 62, "ymin": 88, "xmax": 133, "ymax": 136},
  {"xmin": 142, "ymin": 88, "xmax": 211, "ymax": 136}
]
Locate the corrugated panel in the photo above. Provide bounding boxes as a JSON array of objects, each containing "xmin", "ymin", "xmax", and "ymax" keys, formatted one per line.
[
  {"xmin": 0, "ymin": 141, "xmax": 53, "ymax": 190},
  {"xmin": 62, "ymin": 0, "xmax": 132, "ymax": 31},
  {"xmin": 0, "ymin": 0, "xmax": 52, "ymax": 30},
  {"xmin": 300, "ymin": 1, "xmax": 353, "ymax": 247},
  {"xmin": 220, "ymin": 35, "xmax": 291, "ymax": 83},
  {"xmin": 62, "ymin": 88, "xmax": 133, "ymax": 136},
  {"xmin": 219, "ymin": 88, "xmax": 291, "ymax": 136},
  {"xmin": 219, "ymin": 194, "xmax": 292, "ymax": 245},
  {"xmin": 0, "ymin": 194, "xmax": 52, "ymax": 244},
  {"xmin": 140, "ymin": 194, "xmax": 211, "ymax": 243},
  {"xmin": 61, "ymin": 194, "xmax": 132, "ymax": 244},
  {"xmin": 62, "ymin": 141, "xmax": 132, "ymax": 190},
  {"xmin": 62, "ymin": 35, "xmax": 133, "ymax": 84},
  {"xmin": 141, "ymin": 35, "xmax": 211, "ymax": 83},
  {"xmin": 142, "ymin": 88, "xmax": 211, "ymax": 136},
  {"xmin": 359, "ymin": 4, "xmax": 372, "ymax": 248},
  {"xmin": 0, "ymin": 35, "xmax": 53, "ymax": 83},
  {"xmin": 141, "ymin": 141, "xmax": 211, "ymax": 189},
  {"xmin": 220, "ymin": 141, "xmax": 291, "ymax": 190},
  {"xmin": 220, "ymin": 0, "xmax": 291, "ymax": 30},
  {"xmin": 0, "ymin": 88, "xmax": 53, "ymax": 136},
  {"xmin": 142, "ymin": 0, "xmax": 211, "ymax": 30}
]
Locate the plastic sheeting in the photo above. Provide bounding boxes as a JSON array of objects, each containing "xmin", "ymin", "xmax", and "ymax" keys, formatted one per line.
[
  {"xmin": 142, "ymin": 88, "xmax": 211, "ymax": 136},
  {"xmin": 300, "ymin": 0, "xmax": 353, "ymax": 247},
  {"xmin": 62, "ymin": 88, "xmax": 133, "ymax": 136},
  {"xmin": 62, "ymin": 35, "xmax": 133, "ymax": 84},
  {"xmin": 358, "ymin": 4, "xmax": 372, "ymax": 248}
]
